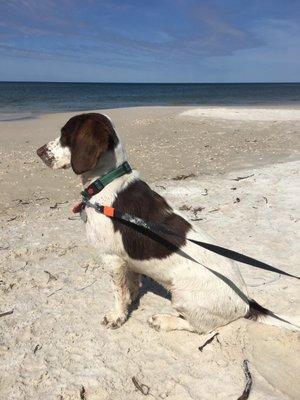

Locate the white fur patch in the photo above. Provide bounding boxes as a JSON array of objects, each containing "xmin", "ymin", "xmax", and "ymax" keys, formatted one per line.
[{"xmin": 47, "ymin": 137, "xmax": 71, "ymax": 169}]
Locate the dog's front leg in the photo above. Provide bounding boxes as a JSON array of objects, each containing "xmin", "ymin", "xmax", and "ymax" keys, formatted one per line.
[{"xmin": 101, "ymin": 255, "xmax": 134, "ymax": 329}]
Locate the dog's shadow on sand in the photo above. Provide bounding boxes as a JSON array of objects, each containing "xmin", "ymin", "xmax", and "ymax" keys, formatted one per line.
[{"xmin": 128, "ymin": 275, "xmax": 171, "ymax": 317}]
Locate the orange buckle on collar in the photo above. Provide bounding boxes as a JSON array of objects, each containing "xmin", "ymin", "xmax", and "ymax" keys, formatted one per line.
[{"xmin": 103, "ymin": 206, "xmax": 115, "ymax": 217}]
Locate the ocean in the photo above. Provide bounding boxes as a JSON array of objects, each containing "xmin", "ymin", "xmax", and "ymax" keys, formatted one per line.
[{"xmin": 0, "ymin": 82, "xmax": 300, "ymax": 121}]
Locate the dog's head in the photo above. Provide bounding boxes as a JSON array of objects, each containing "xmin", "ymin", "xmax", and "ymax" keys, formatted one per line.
[{"xmin": 37, "ymin": 113, "xmax": 118, "ymax": 174}]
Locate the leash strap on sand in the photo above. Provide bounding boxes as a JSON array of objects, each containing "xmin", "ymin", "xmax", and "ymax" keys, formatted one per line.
[{"xmin": 77, "ymin": 201, "xmax": 299, "ymax": 328}]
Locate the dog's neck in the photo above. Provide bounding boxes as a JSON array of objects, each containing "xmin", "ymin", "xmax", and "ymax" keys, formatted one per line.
[{"xmin": 81, "ymin": 141, "xmax": 128, "ymax": 187}]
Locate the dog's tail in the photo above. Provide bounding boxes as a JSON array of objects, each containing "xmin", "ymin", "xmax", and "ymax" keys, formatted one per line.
[{"xmin": 245, "ymin": 299, "xmax": 300, "ymax": 331}]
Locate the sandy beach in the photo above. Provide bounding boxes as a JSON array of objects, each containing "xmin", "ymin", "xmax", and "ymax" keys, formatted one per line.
[{"xmin": 0, "ymin": 106, "xmax": 300, "ymax": 400}]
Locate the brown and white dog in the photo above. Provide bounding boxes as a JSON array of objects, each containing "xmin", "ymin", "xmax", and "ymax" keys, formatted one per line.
[{"xmin": 37, "ymin": 113, "xmax": 289, "ymax": 334}]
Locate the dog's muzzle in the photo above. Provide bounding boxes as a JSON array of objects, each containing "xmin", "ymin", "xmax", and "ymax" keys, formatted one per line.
[{"xmin": 37, "ymin": 144, "xmax": 54, "ymax": 167}]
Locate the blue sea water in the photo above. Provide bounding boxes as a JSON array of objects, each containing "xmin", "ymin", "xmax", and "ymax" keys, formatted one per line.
[{"xmin": 0, "ymin": 82, "xmax": 300, "ymax": 121}]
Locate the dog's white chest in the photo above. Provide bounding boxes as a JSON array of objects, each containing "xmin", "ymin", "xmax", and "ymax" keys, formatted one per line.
[{"xmin": 84, "ymin": 208, "xmax": 123, "ymax": 256}]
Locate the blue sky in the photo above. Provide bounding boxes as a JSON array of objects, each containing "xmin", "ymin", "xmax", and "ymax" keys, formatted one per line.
[{"xmin": 0, "ymin": 0, "xmax": 299, "ymax": 82}]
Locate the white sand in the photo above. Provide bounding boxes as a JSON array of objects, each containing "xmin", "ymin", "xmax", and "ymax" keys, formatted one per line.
[
  {"xmin": 180, "ymin": 107, "xmax": 300, "ymax": 121},
  {"xmin": 0, "ymin": 106, "xmax": 300, "ymax": 399},
  {"xmin": 1, "ymin": 159, "xmax": 299, "ymax": 400}
]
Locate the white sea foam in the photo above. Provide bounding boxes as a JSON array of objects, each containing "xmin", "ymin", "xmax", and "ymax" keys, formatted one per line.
[{"xmin": 0, "ymin": 112, "xmax": 34, "ymax": 121}]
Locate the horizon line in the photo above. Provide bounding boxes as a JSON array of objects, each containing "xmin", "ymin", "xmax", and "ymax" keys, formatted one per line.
[{"xmin": 1, "ymin": 80, "xmax": 300, "ymax": 85}]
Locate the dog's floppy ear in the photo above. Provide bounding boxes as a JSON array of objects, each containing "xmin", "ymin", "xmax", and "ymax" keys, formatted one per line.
[{"xmin": 71, "ymin": 118, "xmax": 109, "ymax": 175}]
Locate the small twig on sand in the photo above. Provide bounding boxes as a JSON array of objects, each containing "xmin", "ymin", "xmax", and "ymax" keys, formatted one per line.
[
  {"xmin": 0, "ymin": 309, "xmax": 14, "ymax": 318},
  {"xmin": 172, "ymin": 173, "xmax": 196, "ymax": 181},
  {"xmin": 80, "ymin": 386, "xmax": 86, "ymax": 400},
  {"xmin": 7, "ymin": 216, "xmax": 18, "ymax": 222},
  {"xmin": 132, "ymin": 377, "xmax": 150, "ymax": 395},
  {"xmin": 13, "ymin": 199, "xmax": 30, "ymax": 205},
  {"xmin": 198, "ymin": 333, "xmax": 219, "ymax": 352},
  {"xmin": 47, "ymin": 288, "xmax": 62, "ymax": 297},
  {"xmin": 78, "ymin": 279, "xmax": 97, "ymax": 291},
  {"xmin": 179, "ymin": 204, "xmax": 192, "ymax": 211},
  {"xmin": 232, "ymin": 174, "xmax": 254, "ymax": 182},
  {"xmin": 50, "ymin": 201, "xmax": 68, "ymax": 209},
  {"xmin": 33, "ymin": 344, "xmax": 42, "ymax": 354},
  {"xmin": 44, "ymin": 270, "xmax": 58, "ymax": 282},
  {"xmin": 193, "ymin": 206, "xmax": 205, "ymax": 213},
  {"xmin": 237, "ymin": 360, "xmax": 253, "ymax": 400}
]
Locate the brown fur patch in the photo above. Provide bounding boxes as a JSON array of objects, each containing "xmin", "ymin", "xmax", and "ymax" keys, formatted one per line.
[
  {"xmin": 60, "ymin": 113, "xmax": 119, "ymax": 174},
  {"xmin": 112, "ymin": 180, "xmax": 192, "ymax": 260}
]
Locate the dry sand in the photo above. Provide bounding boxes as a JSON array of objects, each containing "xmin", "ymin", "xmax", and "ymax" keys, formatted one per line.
[
  {"xmin": 0, "ymin": 106, "xmax": 300, "ymax": 399},
  {"xmin": 181, "ymin": 107, "xmax": 300, "ymax": 121}
]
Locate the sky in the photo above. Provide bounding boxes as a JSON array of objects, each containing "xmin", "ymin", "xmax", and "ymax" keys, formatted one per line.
[{"xmin": 0, "ymin": 0, "xmax": 299, "ymax": 83}]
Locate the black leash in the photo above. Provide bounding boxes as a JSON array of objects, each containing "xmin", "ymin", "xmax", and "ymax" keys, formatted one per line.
[{"xmin": 117, "ymin": 211, "xmax": 299, "ymax": 280}]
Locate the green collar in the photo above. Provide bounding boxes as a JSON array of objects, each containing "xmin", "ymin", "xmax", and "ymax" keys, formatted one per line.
[{"xmin": 81, "ymin": 161, "xmax": 132, "ymax": 200}]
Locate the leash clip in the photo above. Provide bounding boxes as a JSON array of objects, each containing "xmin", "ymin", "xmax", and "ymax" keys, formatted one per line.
[{"xmin": 94, "ymin": 203, "xmax": 104, "ymax": 213}]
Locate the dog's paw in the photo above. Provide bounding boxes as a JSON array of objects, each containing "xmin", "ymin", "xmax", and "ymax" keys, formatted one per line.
[
  {"xmin": 101, "ymin": 311, "xmax": 127, "ymax": 329},
  {"xmin": 148, "ymin": 314, "xmax": 169, "ymax": 332}
]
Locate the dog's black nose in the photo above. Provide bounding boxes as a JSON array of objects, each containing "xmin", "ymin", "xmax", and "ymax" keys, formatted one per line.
[{"xmin": 37, "ymin": 144, "xmax": 47, "ymax": 158}]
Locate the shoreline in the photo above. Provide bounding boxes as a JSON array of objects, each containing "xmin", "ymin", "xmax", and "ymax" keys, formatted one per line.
[{"xmin": 1, "ymin": 103, "xmax": 300, "ymax": 122}]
